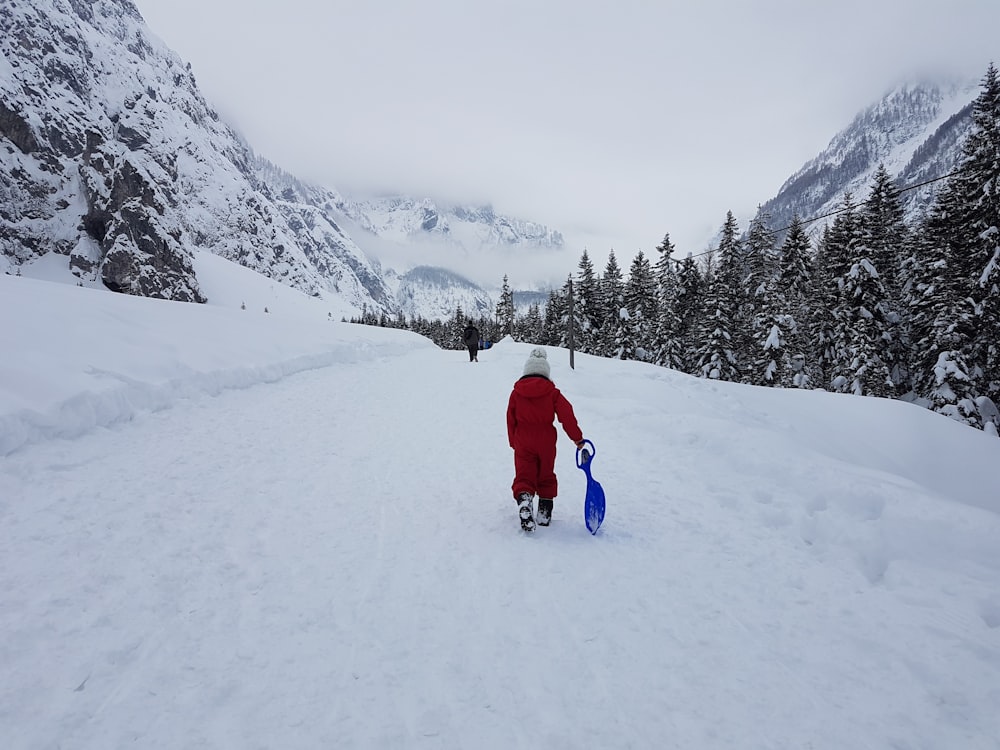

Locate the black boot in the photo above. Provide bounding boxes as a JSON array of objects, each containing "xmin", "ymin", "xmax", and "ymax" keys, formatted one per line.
[
  {"xmin": 537, "ymin": 498, "xmax": 553, "ymax": 526},
  {"xmin": 516, "ymin": 492, "xmax": 535, "ymax": 532}
]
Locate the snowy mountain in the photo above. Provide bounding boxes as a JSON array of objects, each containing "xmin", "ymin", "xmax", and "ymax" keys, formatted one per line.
[
  {"xmin": 334, "ymin": 194, "xmax": 563, "ymax": 250},
  {"xmin": 759, "ymin": 80, "xmax": 979, "ymax": 237},
  {"xmin": 383, "ymin": 265, "xmax": 494, "ymax": 320},
  {"xmin": 0, "ymin": 0, "xmax": 402, "ymax": 311},
  {"xmin": 330, "ymin": 195, "xmax": 566, "ymax": 317},
  {"xmin": 3, "ymin": 268, "xmax": 999, "ymax": 748},
  {"xmin": 0, "ymin": 0, "xmax": 562, "ymax": 319}
]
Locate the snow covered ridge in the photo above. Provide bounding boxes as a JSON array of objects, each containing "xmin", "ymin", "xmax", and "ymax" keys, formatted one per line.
[{"xmin": 0, "ymin": 274, "xmax": 431, "ymax": 456}]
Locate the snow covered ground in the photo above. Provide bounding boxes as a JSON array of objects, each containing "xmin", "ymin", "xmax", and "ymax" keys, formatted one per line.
[{"xmin": 2, "ymin": 264, "xmax": 999, "ymax": 749}]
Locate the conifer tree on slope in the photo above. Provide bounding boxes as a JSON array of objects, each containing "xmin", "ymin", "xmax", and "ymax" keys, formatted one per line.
[
  {"xmin": 906, "ymin": 186, "xmax": 980, "ymax": 425},
  {"xmin": 774, "ymin": 215, "xmax": 815, "ymax": 387},
  {"xmin": 840, "ymin": 248, "xmax": 895, "ymax": 397},
  {"xmin": 617, "ymin": 250, "xmax": 657, "ymax": 361},
  {"xmin": 745, "ymin": 207, "xmax": 780, "ymax": 295},
  {"xmin": 863, "ymin": 164, "xmax": 907, "ymax": 296},
  {"xmin": 814, "ymin": 194, "xmax": 861, "ymax": 391},
  {"xmin": 734, "ymin": 206, "xmax": 778, "ymax": 385},
  {"xmin": 719, "ymin": 211, "xmax": 749, "ymax": 375},
  {"xmin": 598, "ymin": 250, "xmax": 625, "ymax": 358},
  {"xmin": 541, "ymin": 288, "xmax": 565, "ymax": 347},
  {"xmin": 496, "ymin": 275, "xmax": 515, "ymax": 340},
  {"xmin": 744, "ymin": 209, "xmax": 783, "ymax": 385},
  {"xmin": 675, "ymin": 253, "xmax": 705, "ymax": 374},
  {"xmin": 693, "ymin": 213, "xmax": 742, "ymax": 381},
  {"xmin": 557, "ymin": 275, "xmax": 575, "ymax": 349},
  {"xmin": 829, "ymin": 175, "xmax": 900, "ymax": 398},
  {"xmin": 653, "ymin": 233, "xmax": 685, "ymax": 370},
  {"xmin": 748, "ymin": 270, "xmax": 788, "ymax": 386},
  {"xmin": 810, "ymin": 226, "xmax": 837, "ymax": 388},
  {"xmin": 574, "ymin": 250, "xmax": 601, "ymax": 354},
  {"xmin": 861, "ymin": 163, "xmax": 910, "ymax": 389},
  {"xmin": 695, "ymin": 269, "xmax": 739, "ymax": 381}
]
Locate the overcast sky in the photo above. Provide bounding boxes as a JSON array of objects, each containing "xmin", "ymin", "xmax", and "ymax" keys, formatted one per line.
[{"xmin": 132, "ymin": 0, "xmax": 999, "ymax": 265}]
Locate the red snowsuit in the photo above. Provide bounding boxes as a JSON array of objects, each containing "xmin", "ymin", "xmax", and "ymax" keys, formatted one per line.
[{"xmin": 506, "ymin": 374, "xmax": 583, "ymax": 500}]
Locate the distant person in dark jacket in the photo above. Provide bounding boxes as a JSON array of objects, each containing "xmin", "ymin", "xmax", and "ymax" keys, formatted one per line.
[
  {"xmin": 506, "ymin": 348, "xmax": 585, "ymax": 531},
  {"xmin": 463, "ymin": 323, "xmax": 480, "ymax": 362}
]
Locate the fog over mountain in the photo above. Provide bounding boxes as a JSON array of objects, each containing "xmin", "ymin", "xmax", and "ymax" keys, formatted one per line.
[{"xmin": 0, "ymin": 0, "xmax": 986, "ymax": 320}]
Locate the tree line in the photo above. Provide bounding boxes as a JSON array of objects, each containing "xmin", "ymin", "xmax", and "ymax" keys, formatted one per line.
[{"xmin": 352, "ymin": 64, "xmax": 1000, "ymax": 435}]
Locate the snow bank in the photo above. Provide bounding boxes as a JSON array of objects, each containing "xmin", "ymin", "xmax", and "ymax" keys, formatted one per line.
[{"xmin": 0, "ymin": 274, "xmax": 428, "ymax": 455}]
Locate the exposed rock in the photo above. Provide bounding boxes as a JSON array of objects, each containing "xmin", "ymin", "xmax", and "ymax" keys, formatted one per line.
[{"xmin": 0, "ymin": 99, "xmax": 38, "ymax": 153}]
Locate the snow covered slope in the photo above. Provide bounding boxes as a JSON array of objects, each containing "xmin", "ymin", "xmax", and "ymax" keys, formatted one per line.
[
  {"xmin": 761, "ymin": 80, "xmax": 979, "ymax": 236},
  {"xmin": 2, "ymin": 270, "xmax": 999, "ymax": 749}
]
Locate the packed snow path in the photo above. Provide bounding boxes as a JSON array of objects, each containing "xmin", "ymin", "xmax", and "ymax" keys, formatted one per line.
[{"xmin": 2, "ymin": 281, "xmax": 1000, "ymax": 748}]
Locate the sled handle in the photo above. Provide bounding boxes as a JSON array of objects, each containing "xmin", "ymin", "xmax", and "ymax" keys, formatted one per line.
[{"xmin": 576, "ymin": 439, "xmax": 596, "ymax": 468}]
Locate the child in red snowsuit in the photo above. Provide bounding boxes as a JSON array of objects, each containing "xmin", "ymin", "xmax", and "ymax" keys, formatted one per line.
[{"xmin": 506, "ymin": 348, "xmax": 584, "ymax": 530}]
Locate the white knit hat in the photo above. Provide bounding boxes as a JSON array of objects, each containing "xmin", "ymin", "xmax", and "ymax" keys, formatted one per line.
[{"xmin": 522, "ymin": 347, "xmax": 551, "ymax": 378}]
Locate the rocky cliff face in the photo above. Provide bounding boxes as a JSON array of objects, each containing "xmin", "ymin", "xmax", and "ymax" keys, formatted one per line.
[{"xmin": 0, "ymin": 0, "xmax": 396, "ymax": 310}]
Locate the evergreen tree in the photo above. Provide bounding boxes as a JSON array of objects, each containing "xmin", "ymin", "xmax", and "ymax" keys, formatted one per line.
[
  {"xmin": 693, "ymin": 212, "xmax": 742, "ymax": 381},
  {"xmin": 450, "ymin": 304, "xmax": 466, "ymax": 349},
  {"xmin": 906, "ymin": 200, "xmax": 980, "ymax": 425},
  {"xmin": 862, "ymin": 164, "xmax": 907, "ymax": 294},
  {"xmin": 516, "ymin": 302, "xmax": 544, "ymax": 344},
  {"xmin": 861, "ymin": 163, "xmax": 909, "ymax": 389},
  {"xmin": 774, "ymin": 215, "xmax": 815, "ymax": 387},
  {"xmin": 734, "ymin": 206, "xmax": 784, "ymax": 385},
  {"xmin": 745, "ymin": 207, "xmax": 779, "ymax": 293},
  {"xmin": 840, "ymin": 254, "xmax": 895, "ymax": 397},
  {"xmin": 751, "ymin": 287, "xmax": 796, "ymax": 386},
  {"xmin": 744, "ymin": 209, "xmax": 780, "ymax": 385},
  {"xmin": 541, "ymin": 288, "xmax": 566, "ymax": 346},
  {"xmin": 694, "ymin": 271, "xmax": 739, "ymax": 381},
  {"xmin": 618, "ymin": 251, "xmax": 657, "ymax": 361},
  {"xmin": 674, "ymin": 253, "xmax": 704, "ymax": 374},
  {"xmin": 907, "ymin": 169, "xmax": 983, "ymax": 424},
  {"xmin": 653, "ymin": 234, "xmax": 684, "ymax": 370},
  {"xmin": 558, "ymin": 274, "xmax": 575, "ymax": 349},
  {"xmin": 825, "ymin": 181, "xmax": 898, "ymax": 397},
  {"xmin": 822, "ymin": 193, "xmax": 860, "ymax": 280},
  {"xmin": 597, "ymin": 250, "xmax": 625, "ymax": 358},
  {"xmin": 495, "ymin": 275, "xmax": 515, "ymax": 340},
  {"xmin": 575, "ymin": 250, "xmax": 601, "ymax": 354},
  {"xmin": 814, "ymin": 195, "xmax": 862, "ymax": 391}
]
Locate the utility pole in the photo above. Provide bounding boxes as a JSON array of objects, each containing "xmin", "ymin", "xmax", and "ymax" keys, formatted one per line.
[{"xmin": 567, "ymin": 278, "xmax": 575, "ymax": 370}]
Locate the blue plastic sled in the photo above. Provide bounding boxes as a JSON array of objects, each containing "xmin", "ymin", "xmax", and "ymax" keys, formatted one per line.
[{"xmin": 576, "ymin": 439, "xmax": 606, "ymax": 535}]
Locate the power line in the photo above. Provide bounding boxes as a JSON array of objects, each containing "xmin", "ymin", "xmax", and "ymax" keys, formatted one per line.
[{"xmin": 673, "ymin": 166, "xmax": 965, "ymax": 263}]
